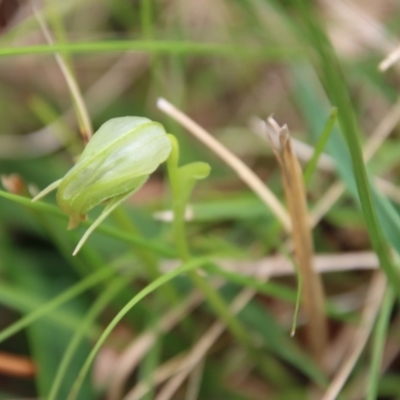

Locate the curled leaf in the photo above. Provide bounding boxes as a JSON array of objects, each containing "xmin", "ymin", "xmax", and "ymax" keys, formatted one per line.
[{"xmin": 178, "ymin": 162, "xmax": 211, "ymax": 204}]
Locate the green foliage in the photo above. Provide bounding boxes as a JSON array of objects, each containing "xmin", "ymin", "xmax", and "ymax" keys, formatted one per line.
[{"xmin": 1, "ymin": 1, "xmax": 400, "ymax": 399}]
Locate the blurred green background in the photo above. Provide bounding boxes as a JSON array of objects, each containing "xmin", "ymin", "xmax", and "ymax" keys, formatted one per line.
[{"xmin": 1, "ymin": 1, "xmax": 400, "ymax": 399}]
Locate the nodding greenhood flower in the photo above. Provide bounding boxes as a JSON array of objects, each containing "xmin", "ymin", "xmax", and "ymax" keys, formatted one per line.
[{"xmin": 32, "ymin": 116, "xmax": 172, "ymax": 255}]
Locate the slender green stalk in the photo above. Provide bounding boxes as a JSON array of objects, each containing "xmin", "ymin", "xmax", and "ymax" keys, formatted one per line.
[
  {"xmin": 367, "ymin": 287, "xmax": 395, "ymax": 400},
  {"xmin": 291, "ymin": 264, "xmax": 303, "ymax": 337},
  {"xmin": 11, "ymin": 185, "xmax": 97, "ymax": 276},
  {"xmin": 138, "ymin": 322, "xmax": 162, "ymax": 400},
  {"xmin": 48, "ymin": 274, "xmax": 135, "ymax": 400},
  {"xmin": 0, "ymin": 266, "xmax": 116, "ymax": 344},
  {"xmin": 0, "ymin": 40, "xmax": 301, "ymax": 59},
  {"xmin": 140, "ymin": 0, "xmax": 153, "ymax": 39},
  {"xmin": 303, "ymin": 107, "xmax": 337, "ymax": 185},
  {"xmin": 67, "ymin": 257, "xmax": 210, "ymax": 400},
  {"xmin": 165, "ymin": 135, "xmax": 271, "ymax": 373},
  {"xmin": 293, "ymin": 1, "xmax": 400, "ymax": 296},
  {"xmin": 205, "ymin": 263, "xmax": 296, "ymax": 301},
  {"xmin": 166, "ymin": 139, "xmax": 190, "ymax": 260},
  {"xmin": 0, "ymin": 282, "xmax": 99, "ymax": 338},
  {"xmin": 111, "ymin": 207, "xmax": 193, "ymax": 333},
  {"xmin": 0, "ymin": 190, "xmax": 175, "ymax": 257},
  {"xmin": 271, "ymin": 244, "xmax": 303, "ymax": 337},
  {"xmin": 204, "ymin": 263, "xmax": 354, "ymax": 322}
]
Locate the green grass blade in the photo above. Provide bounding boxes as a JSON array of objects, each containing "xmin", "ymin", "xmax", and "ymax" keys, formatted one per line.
[
  {"xmin": 367, "ymin": 286, "xmax": 395, "ymax": 400},
  {"xmin": 0, "ymin": 266, "xmax": 115, "ymax": 344},
  {"xmin": 238, "ymin": 300, "xmax": 327, "ymax": 387},
  {"xmin": 67, "ymin": 257, "xmax": 210, "ymax": 400},
  {"xmin": 291, "ymin": 3, "xmax": 400, "ymax": 295},
  {"xmin": 0, "ymin": 190, "xmax": 175, "ymax": 257},
  {"xmin": 48, "ymin": 274, "xmax": 134, "ymax": 400},
  {"xmin": 0, "ymin": 40, "xmax": 301, "ymax": 59},
  {"xmin": 205, "ymin": 262, "xmax": 354, "ymax": 322},
  {"xmin": 292, "ymin": 67, "xmax": 400, "ymax": 275},
  {"xmin": 140, "ymin": 0, "xmax": 153, "ymax": 39},
  {"xmin": 138, "ymin": 319, "xmax": 162, "ymax": 400},
  {"xmin": 0, "ymin": 282, "xmax": 98, "ymax": 339},
  {"xmin": 303, "ymin": 107, "xmax": 337, "ymax": 185},
  {"xmin": 205, "ymin": 263, "xmax": 296, "ymax": 301}
]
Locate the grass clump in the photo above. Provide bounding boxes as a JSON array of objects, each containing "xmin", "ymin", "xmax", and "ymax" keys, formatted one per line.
[{"xmin": 1, "ymin": 1, "xmax": 400, "ymax": 399}]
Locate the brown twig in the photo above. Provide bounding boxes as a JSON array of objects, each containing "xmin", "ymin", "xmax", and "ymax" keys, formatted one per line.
[{"xmin": 0, "ymin": 351, "xmax": 35, "ymax": 377}]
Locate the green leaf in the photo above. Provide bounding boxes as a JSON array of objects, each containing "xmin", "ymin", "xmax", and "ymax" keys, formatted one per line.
[
  {"xmin": 0, "ymin": 190, "xmax": 175, "ymax": 257},
  {"xmin": 367, "ymin": 287, "xmax": 395, "ymax": 400},
  {"xmin": 0, "ymin": 266, "xmax": 116, "ymax": 344}
]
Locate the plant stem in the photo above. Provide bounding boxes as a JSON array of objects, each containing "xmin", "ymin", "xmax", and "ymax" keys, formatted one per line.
[
  {"xmin": 166, "ymin": 143, "xmax": 191, "ymax": 260},
  {"xmin": 165, "ymin": 134, "xmax": 274, "ymax": 377},
  {"xmin": 111, "ymin": 207, "xmax": 193, "ymax": 334},
  {"xmin": 367, "ymin": 286, "xmax": 395, "ymax": 400}
]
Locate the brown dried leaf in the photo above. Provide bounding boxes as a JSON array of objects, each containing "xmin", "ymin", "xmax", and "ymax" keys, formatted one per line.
[{"xmin": 266, "ymin": 117, "xmax": 328, "ymax": 366}]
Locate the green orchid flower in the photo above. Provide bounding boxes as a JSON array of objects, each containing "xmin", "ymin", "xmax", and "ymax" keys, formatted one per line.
[{"xmin": 32, "ymin": 116, "xmax": 171, "ymax": 255}]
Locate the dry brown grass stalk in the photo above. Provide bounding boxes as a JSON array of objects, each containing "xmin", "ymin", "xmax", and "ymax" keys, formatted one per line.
[
  {"xmin": 266, "ymin": 117, "xmax": 327, "ymax": 365},
  {"xmin": 161, "ymin": 251, "xmax": 378, "ymax": 277},
  {"xmin": 184, "ymin": 358, "xmax": 205, "ymax": 400},
  {"xmin": 122, "ymin": 354, "xmax": 187, "ymax": 400},
  {"xmin": 32, "ymin": 4, "xmax": 93, "ymax": 142},
  {"xmin": 379, "ymin": 44, "xmax": 400, "ymax": 71}
]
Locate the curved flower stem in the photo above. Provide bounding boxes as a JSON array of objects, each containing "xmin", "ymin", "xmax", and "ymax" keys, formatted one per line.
[
  {"xmin": 165, "ymin": 135, "xmax": 267, "ymax": 371},
  {"xmin": 166, "ymin": 136, "xmax": 190, "ymax": 261}
]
